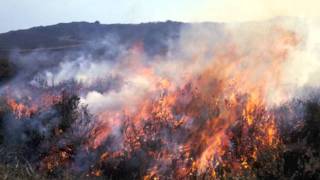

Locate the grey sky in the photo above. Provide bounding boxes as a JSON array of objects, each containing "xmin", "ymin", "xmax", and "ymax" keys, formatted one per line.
[
  {"xmin": 0, "ymin": 0, "xmax": 203, "ymax": 33},
  {"xmin": 0, "ymin": 0, "xmax": 319, "ymax": 33}
]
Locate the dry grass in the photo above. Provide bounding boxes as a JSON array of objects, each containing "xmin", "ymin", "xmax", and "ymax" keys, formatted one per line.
[{"xmin": 0, "ymin": 164, "xmax": 43, "ymax": 180}]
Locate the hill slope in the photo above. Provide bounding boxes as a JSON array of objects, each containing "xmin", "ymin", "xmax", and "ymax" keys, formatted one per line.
[{"xmin": 0, "ymin": 21, "xmax": 184, "ymax": 57}]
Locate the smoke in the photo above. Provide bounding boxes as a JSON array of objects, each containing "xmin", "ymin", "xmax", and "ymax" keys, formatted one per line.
[
  {"xmin": 4, "ymin": 18, "xmax": 308, "ymax": 135},
  {"xmin": 200, "ymin": 0, "xmax": 320, "ymax": 22},
  {"xmin": 0, "ymin": 20, "xmax": 306, "ymax": 130},
  {"xmin": 282, "ymin": 19, "xmax": 320, "ymax": 87},
  {"xmin": 1, "ymin": 18, "xmax": 320, "ymax": 178}
]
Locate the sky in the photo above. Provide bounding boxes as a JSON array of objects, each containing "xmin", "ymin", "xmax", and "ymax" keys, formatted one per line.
[{"xmin": 0, "ymin": 0, "xmax": 319, "ymax": 33}]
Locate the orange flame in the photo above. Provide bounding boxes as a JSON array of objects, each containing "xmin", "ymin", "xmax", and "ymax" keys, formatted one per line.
[{"xmin": 90, "ymin": 26, "xmax": 297, "ymax": 178}]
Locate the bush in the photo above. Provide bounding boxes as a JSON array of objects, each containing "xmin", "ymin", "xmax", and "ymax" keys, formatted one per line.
[{"xmin": 0, "ymin": 58, "xmax": 14, "ymax": 82}]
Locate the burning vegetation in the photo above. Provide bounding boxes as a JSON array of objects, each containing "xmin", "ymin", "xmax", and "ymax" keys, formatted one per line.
[{"xmin": 0, "ymin": 20, "xmax": 320, "ymax": 179}]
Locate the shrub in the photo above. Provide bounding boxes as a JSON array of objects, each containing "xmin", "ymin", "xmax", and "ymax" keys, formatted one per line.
[{"xmin": 0, "ymin": 58, "xmax": 14, "ymax": 81}]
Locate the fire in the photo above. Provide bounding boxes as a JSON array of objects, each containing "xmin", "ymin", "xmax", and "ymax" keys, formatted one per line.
[
  {"xmin": 5, "ymin": 92, "xmax": 61, "ymax": 119},
  {"xmin": 6, "ymin": 98, "xmax": 37, "ymax": 119},
  {"xmin": 0, "ymin": 23, "xmax": 301, "ymax": 179},
  {"xmin": 87, "ymin": 25, "xmax": 297, "ymax": 178},
  {"xmin": 40, "ymin": 146, "xmax": 73, "ymax": 173}
]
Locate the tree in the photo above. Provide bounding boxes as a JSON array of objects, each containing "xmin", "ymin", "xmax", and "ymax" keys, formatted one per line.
[{"xmin": 0, "ymin": 58, "xmax": 14, "ymax": 81}]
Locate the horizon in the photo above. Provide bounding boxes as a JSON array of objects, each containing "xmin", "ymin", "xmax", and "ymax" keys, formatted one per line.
[
  {"xmin": 1, "ymin": 0, "xmax": 319, "ymax": 33},
  {"xmin": 0, "ymin": 16, "xmax": 308, "ymax": 35}
]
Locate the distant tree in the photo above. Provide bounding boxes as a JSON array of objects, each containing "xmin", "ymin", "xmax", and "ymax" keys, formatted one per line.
[{"xmin": 0, "ymin": 58, "xmax": 13, "ymax": 81}]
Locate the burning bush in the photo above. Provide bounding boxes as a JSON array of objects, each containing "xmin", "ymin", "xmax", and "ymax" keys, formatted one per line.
[
  {"xmin": 0, "ymin": 19, "xmax": 320, "ymax": 179},
  {"xmin": 0, "ymin": 88, "xmax": 317, "ymax": 179}
]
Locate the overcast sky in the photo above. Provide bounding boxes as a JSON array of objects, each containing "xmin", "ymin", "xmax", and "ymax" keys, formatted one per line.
[{"xmin": 0, "ymin": 0, "xmax": 319, "ymax": 33}]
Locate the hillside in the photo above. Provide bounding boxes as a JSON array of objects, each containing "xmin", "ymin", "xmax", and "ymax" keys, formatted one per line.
[{"xmin": 0, "ymin": 21, "xmax": 184, "ymax": 57}]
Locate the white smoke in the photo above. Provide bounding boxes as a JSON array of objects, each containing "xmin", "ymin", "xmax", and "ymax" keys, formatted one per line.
[
  {"xmin": 11, "ymin": 18, "xmax": 320, "ymax": 124},
  {"xmin": 283, "ymin": 19, "xmax": 320, "ymax": 88}
]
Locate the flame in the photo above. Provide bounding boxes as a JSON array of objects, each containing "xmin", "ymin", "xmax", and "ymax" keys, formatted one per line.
[
  {"xmin": 6, "ymin": 98, "xmax": 37, "ymax": 119},
  {"xmin": 5, "ymin": 92, "xmax": 61, "ymax": 119},
  {"xmin": 40, "ymin": 146, "xmax": 73, "ymax": 173},
  {"xmin": 89, "ymin": 26, "xmax": 297, "ymax": 178},
  {"xmin": 1, "ymin": 24, "xmax": 299, "ymax": 178}
]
